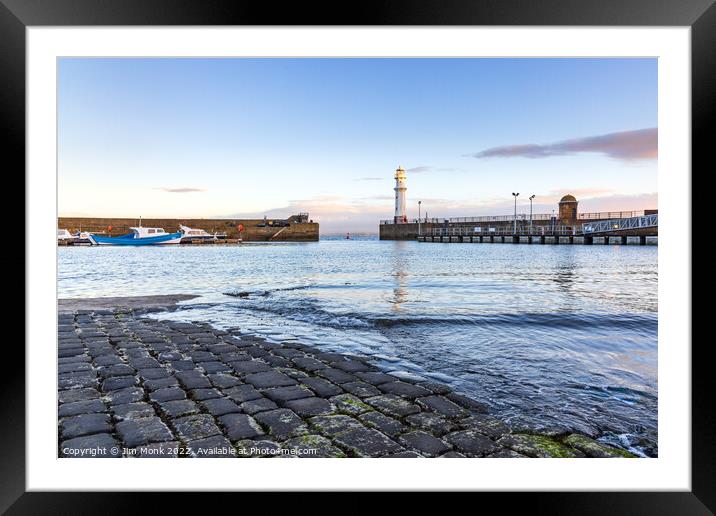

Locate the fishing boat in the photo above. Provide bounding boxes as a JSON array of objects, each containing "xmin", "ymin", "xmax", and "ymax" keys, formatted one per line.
[
  {"xmin": 179, "ymin": 225, "xmax": 227, "ymax": 243},
  {"xmin": 88, "ymin": 226, "xmax": 182, "ymax": 246}
]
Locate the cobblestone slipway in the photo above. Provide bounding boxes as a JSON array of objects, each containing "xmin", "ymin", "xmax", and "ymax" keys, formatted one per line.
[{"xmin": 57, "ymin": 301, "xmax": 635, "ymax": 459}]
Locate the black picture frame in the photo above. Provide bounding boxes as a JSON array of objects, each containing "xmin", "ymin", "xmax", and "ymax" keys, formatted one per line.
[{"xmin": 4, "ymin": 0, "xmax": 711, "ymax": 510}]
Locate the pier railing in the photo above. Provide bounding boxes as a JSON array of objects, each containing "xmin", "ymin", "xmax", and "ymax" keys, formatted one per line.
[
  {"xmin": 428, "ymin": 226, "xmax": 578, "ymax": 237},
  {"xmin": 381, "ymin": 210, "xmax": 652, "ymax": 225},
  {"xmin": 577, "ymin": 210, "xmax": 648, "ymax": 220},
  {"xmin": 581, "ymin": 214, "xmax": 658, "ymax": 234},
  {"xmin": 380, "ymin": 218, "xmax": 449, "ymax": 224},
  {"xmin": 447, "ymin": 214, "xmax": 553, "ymax": 223}
]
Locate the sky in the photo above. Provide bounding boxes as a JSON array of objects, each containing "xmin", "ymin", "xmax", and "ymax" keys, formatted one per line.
[{"xmin": 58, "ymin": 58, "xmax": 657, "ymax": 234}]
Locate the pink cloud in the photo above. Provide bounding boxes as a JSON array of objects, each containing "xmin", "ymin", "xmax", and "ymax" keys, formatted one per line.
[{"xmin": 471, "ymin": 128, "xmax": 657, "ymax": 161}]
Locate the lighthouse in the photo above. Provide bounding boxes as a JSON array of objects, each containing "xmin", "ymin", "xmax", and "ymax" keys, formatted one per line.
[{"xmin": 394, "ymin": 165, "xmax": 407, "ymax": 224}]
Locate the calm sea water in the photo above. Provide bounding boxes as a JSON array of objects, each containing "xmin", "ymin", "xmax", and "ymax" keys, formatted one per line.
[{"xmin": 58, "ymin": 237, "xmax": 658, "ymax": 456}]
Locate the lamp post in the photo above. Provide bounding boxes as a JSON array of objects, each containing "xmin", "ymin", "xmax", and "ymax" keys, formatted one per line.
[
  {"xmin": 529, "ymin": 194, "xmax": 535, "ymax": 234},
  {"xmin": 512, "ymin": 192, "xmax": 519, "ymax": 234},
  {"xmin": 418, "ymin": 200, "xmax": 422, "ymax": 236}
]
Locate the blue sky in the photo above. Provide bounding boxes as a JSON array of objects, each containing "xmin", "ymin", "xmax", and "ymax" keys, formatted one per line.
[{"xmin": 58, "ymin": 58, "xmax": 657, "ymax": 233}]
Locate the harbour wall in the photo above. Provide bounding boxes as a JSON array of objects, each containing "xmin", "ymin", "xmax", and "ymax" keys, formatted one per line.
[
  {"xmin": 58, "ymin": 217, "xmax": 319, "ymax": 242},
  {"xmin": 418, "ymin": 234, "xmax": 658, "ymax": 245},
  {"xmin": 379, "ymin": 222, "xmax": 439, "ymax": 240}
]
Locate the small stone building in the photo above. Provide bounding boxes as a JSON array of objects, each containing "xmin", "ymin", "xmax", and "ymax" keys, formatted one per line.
[{"xmin": 558, "ymin": 194, "xmax": 578, "ymax": 226}]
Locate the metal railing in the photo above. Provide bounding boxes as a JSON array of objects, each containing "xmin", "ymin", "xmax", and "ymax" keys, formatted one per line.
[
  {"xmin": 381, "ymin": 210, "xmax": 655, "ymax": 225},
  {"xmin": 429, "ymin": 226, "xmax": 579, "ymax": 237},
  {"xmin": 447, "ymin": 213, "xmax": 554, "ymax": 223},
  {"xmin": 380, "ymin": 218, "xmax": 448, "ymax": 224},
  {"xmin": 582, "ymin": 214, "xmax": 658, "ymax": 234},
  {"xmin": 577, "ymin": 210, "xmax": 649, "ymax": 220}
]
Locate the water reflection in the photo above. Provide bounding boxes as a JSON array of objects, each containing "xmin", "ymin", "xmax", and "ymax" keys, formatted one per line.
[
  {"xmin": 389, "ymin": 241, "xmax": 409, "ymax": 311},
  {"xmin": 553, "ymin": 248, "xmax": 577, "ymax": 295}
]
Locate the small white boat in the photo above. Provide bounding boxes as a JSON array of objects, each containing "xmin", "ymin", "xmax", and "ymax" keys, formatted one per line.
[
  {"xmin": 72, "ymin": 231, "xmax": 94, "ymax": 246},
  {"xmin": 89, "ymin": 226, "xmax": 183, "ymax": 246},
  {"xmin": 57, "ymin": 229, "xmax": 74, "ymax": 241},
  {"xmin": 179, "ymin": 225, "xmax": 227, "ymax": 243}
]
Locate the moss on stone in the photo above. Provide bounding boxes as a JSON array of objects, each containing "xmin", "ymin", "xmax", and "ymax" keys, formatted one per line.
[
  {"xmin": 342, "ymin": 397, "xmax": 371, "ymax": 411},
  {"xmin": 498, "ymin": 434, "xmax": 584, "ymax": 458},
  {"xmin": 331, "ymin": 394, "xmax": 372, "ymax": 415},
  {"xmin": 563, "ymin": 434, "xmax": 636, "ymax": 458}
]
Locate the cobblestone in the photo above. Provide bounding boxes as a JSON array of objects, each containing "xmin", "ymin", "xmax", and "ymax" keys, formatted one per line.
[
  {"xmin": 332, "ymin": 426, "xmax": 403, "ymax": 457},
  {"xmin": 254, "ymin": 408, "xmax": 308, "ymax": 440},
  {"xmin": 57, "ymin": 307, "xmax": 635, "ymax": 459},
  {"xmin": 284, "ymin": 396, "xmax": 335, "ymax": 417},
  {"xmin": 399, "ymin": 431, "xmax": 452, "ymax": 457},
  {"xmin": 173, "ymin": 414, "xmax": 222, "ymax": 441},
  {"xmin": 219, "ymin": 413, "xmax": 265, "ymax": 441},
  {"xmin": 116, "ymin": 416, "xmax": 174, "ymax": 447},
  {"xmin": 58, "ymin": 399, "xmax": 106, "ymax": 417},
  {"xmin": 60, "ymin": 413, "xmax": 111, "ymax": 440},
  {"xmin": 240, "ymin": 398, "xmax": 279, "ymax": 415}
]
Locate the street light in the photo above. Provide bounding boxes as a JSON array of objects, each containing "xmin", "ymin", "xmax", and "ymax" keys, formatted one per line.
[
  {"xmin": 418, "ymin": 200, "xmax": 422, "ymax": 236},
  {"xmin": 529, "ymin": 194, "xmax": 535, "ymax": 234},
  {"xmin": 512, "ymin": 192, "xmax": 519, "ymax": 234}
]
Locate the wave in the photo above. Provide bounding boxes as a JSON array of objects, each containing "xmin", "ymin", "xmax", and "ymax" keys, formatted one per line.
[
  {"xmin": 224, "ymin": 284, "xmax": 314, "ymax": 298},
  {"xmin": 220, "ymin": 290, "xmax": 657, "ymax": 333},
  {"xmin": 370, "ymin": 312, "xmax": 657, "ymax": 331}
]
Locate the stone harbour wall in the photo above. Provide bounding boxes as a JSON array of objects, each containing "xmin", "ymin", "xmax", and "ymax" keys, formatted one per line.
[{"xmin": 58, "ymin": 217, "xmax": 319, "ymax": 242}]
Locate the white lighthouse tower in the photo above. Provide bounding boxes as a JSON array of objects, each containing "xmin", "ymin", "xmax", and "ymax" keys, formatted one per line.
[{"xmin": 393, "ymin": 165, "xmax": 407, "ymax": 224}]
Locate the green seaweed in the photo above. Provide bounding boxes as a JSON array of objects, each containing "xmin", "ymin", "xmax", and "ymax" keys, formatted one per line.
[
  {"xmin": 563, "ymin": 434, "xmax": 636, "ymax": 458},
  {"xmin": 503, "ymin": 434, "xmax": 583, "ymax": 458}
]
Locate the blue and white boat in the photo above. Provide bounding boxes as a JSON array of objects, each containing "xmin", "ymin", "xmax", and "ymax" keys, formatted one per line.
[{"xmin": 89, "ymin": 226, "xmax": 182, "ymax": 246}]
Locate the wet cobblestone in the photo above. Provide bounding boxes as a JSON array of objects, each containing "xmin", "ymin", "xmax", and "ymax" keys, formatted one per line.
[{"xmin": 57, "ymin": 307, "xmax": 636, "ymax": 458}]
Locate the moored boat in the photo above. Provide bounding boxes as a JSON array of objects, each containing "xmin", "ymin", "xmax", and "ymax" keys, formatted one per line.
[
  {"xmin": 179, "ymin": 225, "xmax": 227, "ymax": 243},
  {"xmin": 89, "ymin": 226, "xmax": 182, "ymax": 246},
  {"xmin": 57, "ymin": 229, "xmax": 74, "ymax": 241},
  {"xmin": 72, "ymin": 231, "xmax": 94, "ymax": 246}
]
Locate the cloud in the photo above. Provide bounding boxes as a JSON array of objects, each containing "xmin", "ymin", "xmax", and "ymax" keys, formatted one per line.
[
  {"xmin": 156, "ymin": 187, "xmax": 206, "ymax": 193},
  {"xmin": 406, "ymin": 166, "xmax": 460, "ymax": 173},
  {"xmin": 354, "ymin": 177, "xmax": 384, "ymax": 181},
  {"xmin": 528, "ymin": 188, "xmax": 616, "ymax": 205},
  {"xmin": 469, "ymin": 128, "xmax": 658, "ymax": 161},
  {"xmin": 361, "ymin": 195, "xmax": 394, "ymax": 201},
  {"xmin": 576, "ymin": 192, "xmax": 658, "ymax": 213}
]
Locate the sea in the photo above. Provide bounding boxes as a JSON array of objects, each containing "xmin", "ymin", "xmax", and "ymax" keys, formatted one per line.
[{"xmin": 58, "ymin": 236, "xmax": 658, "ymax": 456}]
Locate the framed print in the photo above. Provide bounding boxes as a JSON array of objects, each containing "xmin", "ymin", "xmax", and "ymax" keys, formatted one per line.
[{"xmin": 5, "ymin": 0, "xmax": 713, "ymax": 509}]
